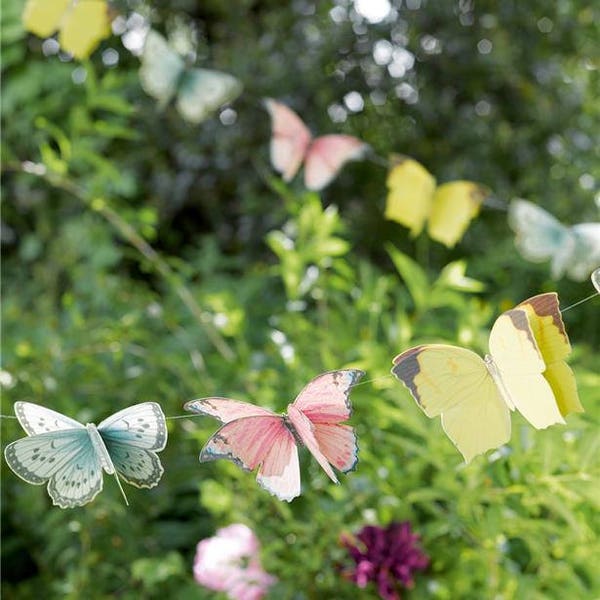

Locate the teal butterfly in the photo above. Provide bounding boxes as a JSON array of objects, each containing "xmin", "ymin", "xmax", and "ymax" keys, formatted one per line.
[
  {"xmin": 139, "ymin": 29, "xmax": 242, "ymax": 124},
  {"xmin": 509, "ymin": 199, "xmax": 600, "ymax": 281},
  {"xmin": 4, "ymin": 402, "xmax": 167, "ymax": 508}
]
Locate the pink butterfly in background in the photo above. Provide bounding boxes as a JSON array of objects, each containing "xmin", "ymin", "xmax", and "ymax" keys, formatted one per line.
[
  {"xmin": 264, "ymin": 98, "xmax": 368, "ymax": 191},
  {"xmin": 184, "ymin": 369, "xmax": 364, "ymax": 501}
]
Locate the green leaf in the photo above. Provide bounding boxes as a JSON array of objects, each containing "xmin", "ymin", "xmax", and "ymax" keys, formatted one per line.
[{"xmin": 386, "ymin": 244, "xmax": 429, "ymax": 311}]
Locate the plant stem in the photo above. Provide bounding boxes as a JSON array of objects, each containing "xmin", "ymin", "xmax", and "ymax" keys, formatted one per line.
[{"xmin": 14, "ymin": 163, "xmax": 235, "ymax": 364}]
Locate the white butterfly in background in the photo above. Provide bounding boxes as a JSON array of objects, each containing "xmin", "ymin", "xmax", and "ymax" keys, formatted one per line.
[
  {"xmin": 4, "ymin": 402, "xmax": 167, "ymax": 508},
  {"xmin": 508, "ymin": 199, "xmax": 600, "ymax": 281},
  {"xmin": 592, "ymin": 268, "xmax": 600, "ymax": 294},
  {"xmin": 139, "ymin": 30, "xmax": 242, "ymax": 125}
]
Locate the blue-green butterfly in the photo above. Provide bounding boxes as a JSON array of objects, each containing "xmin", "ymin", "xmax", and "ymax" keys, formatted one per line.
[
  {"xmin": 139, "ymin": 29, "xmax": 242, "ymax": 124},
  {"xmin": 4, "ymin": 402, "xmax": 167, "ymax": 508},
  {"xmin": 509, "ymin": 199, "xmax": 600, "ymax": 281}
]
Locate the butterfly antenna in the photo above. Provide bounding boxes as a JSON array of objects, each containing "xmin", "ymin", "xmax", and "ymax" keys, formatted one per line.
[{"xmin": 113, "ymin": 472, "xmax": 130, "ymax": 507}]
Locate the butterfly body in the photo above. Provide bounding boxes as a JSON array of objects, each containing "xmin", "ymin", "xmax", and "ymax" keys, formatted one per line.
[
  {"xmin": 185, "ymin": 369, "xmax": 364, "ymax": 501},
  {"xmin": 392, "ymin": 293, "xmax": 582, "ymax": 462},
  {"xmin": 265, "ymin": 99, "xmax": 367, "ymax": 191},
  {"xmin": 4, "ymin": 402, "xmax": 167, "ymax": 508}
]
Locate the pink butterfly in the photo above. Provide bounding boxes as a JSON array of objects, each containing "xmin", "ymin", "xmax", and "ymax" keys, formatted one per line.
[
  {"xmin": 265, "ymin": 98, "xmax": 368, "ymax": 191},
  {"xmin": 184, "ymin": 369, "xmax": 364, "ymax": 501}
]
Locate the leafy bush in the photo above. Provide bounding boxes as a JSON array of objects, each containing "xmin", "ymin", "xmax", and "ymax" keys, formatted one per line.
[{"xmin": 1, "ymin": 1, "xmax": 598, "ymax": 599}]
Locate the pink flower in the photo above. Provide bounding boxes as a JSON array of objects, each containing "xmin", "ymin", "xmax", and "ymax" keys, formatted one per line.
[{"xmin": 194, "ymin": 524, "xmax": 277, "ymax": 600}]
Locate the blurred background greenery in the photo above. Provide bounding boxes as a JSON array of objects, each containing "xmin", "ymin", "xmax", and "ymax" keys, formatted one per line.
[{"xmin": 1, "ymin": 0, "xmax": 599, "ymax": 598}]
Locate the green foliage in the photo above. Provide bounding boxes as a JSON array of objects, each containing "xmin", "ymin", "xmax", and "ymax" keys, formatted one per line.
[{"xmin": 1, "ymin": 0, "xmax": 599, "ymax": 599}]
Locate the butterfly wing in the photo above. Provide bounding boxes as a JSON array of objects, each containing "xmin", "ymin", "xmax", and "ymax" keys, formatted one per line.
[
  {"xmin": 566, "ymin": 223, "xmax": 600, "ymax": 281},
  {"xmin": 22, "ymin": 0, "xmax": 70, "ymax": 37},
  {"xmin": 392, "ymin": 345, "xmax": 510, "ymax": 463},
  {"xmin": 508, "ymin": 199, "xmax": 575, "ymax": 278},
  {"xmin": 14, "ymin": 401, "xmax": 84, "ymax": 435},
  {"xmin": 184, "ymin": 397, "xmax": 277, "ymax": 422},
  {"xmin": 200, "ymin": 415, "xmax": 301, "ymax": 502},
  {"xmin": 59, "ymin": 0, "xmax": 111, "ymax": 59},
  {"xmin": 303, "ymin": 135, "xmax": 367, "ymax": 191},
  {"xmin": 264, "ymin": 99, "xmax": 312, "ymax": 182},
  {"xmin": 516, "ymin": 293, "xmax": 583, "ymax": 417},
  {"xmin": 176, "ymin": 68, "xmax": 242, "ymax": 124},
  {"xmin": 139, "ymin": 30, "xmax": 185, "ymax": 106},
  {"xmin": 427, "ymin": 181, "xmax": 487, "ymax": 248},
  {"xmin": 289, "ymin": 369, "xmax": 363, "ymax": 473},
  {"xmin": 385, "ymin": 156, "xmax": 436, "ymax": 237},
  {"xmin": 4, "ymin": 429, "xmax": 104, "ymax": 508},
  {"xmin": 98, "ymin": 403, "xmax": 167, "ymax": 489},
  {"xmin": 592, "ymin": 268, "xmax": 600, "ymax": 293},
  {"xmin": 489, "ymin": 309, "xmax": 565, "ymax": 429}
]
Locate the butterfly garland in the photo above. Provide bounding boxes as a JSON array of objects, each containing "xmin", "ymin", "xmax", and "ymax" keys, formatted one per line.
[{"xmin": 6, "ymin": 278, "xmax": 598, "ymax": 506}]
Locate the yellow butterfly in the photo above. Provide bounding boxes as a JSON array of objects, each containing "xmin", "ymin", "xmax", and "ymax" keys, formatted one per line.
[
  {"xmin": 391, "ymin": 293, "xmax": 583, "ymax": 462},
  {"xmin": 385, "ymin": 155, "xmax": 488, "ymax": 248},
  {"xmin": 22, "ymin": 0, "xmax": 111, "ymax": 59}
]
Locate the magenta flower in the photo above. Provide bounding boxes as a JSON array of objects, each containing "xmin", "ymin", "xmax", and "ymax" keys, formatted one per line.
[
  {"xmin": 342, "ymin": 521, "xmax": 429, "ymax": 600},
  {"xmin": 194, "ymin": 523, "xmax": 277, "ymax": 600}
]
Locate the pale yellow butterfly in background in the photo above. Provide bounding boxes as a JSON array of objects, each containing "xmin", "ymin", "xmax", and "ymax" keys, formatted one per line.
[
  {"xmin": 22, "ymin": 0, "xmax": 111, "ymax": 59},
  {"xmin": 391, "ymin": 293, "xmax": 583, "ymax": 462},
  {"xmin": 385, "ymin": 155, "xmax": 489, "ymax": 248}
]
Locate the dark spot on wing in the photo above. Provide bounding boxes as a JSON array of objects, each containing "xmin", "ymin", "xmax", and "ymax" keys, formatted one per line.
[
  {"xmin": 505, "ymin": 310, "xmax": 537, "ymax": 348},
  {"xmin": 391, "ymin": 347, "xmax": 426, "ymax": 408}
]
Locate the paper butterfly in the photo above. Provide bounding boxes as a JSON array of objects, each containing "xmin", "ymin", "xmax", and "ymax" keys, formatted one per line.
[
  {"xmin": 508, "ymin": 199, "xmax": 600, "ymax": 281},
  {"xmin": 385, "ymin": 155, "xmax": 488, "ymax": 248},
  {"xmin": 264, "ymin": 99, "xmax": 368, "ymax": 191},
  {"xmin": 184, "ymin": 369, "xmax": 364, "ymax": 501},
  {"xmin": 140, "ymin": 30, "xmax": 243, "ymax": 125},
  {"xmin": 592, "ymin": 268, "xmax": 600, "ymax": 294},
  {"xmin": 391, "ymin": 293, "xmax": 583, "ymax": 463},
  {"xmin": 22, "ymin": 0, "xmax": 111, "ymax": 59},
  {"xmin": 4, "ymin": 402, "xmax": 167, "ymax": 508}
]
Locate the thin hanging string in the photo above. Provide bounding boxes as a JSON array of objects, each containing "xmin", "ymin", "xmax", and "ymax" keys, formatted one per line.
[
  {"xmin": 561, "ymin": 291, "xmax": 599, "ymax": 313},
  {"xmin": 113, "ymin": 471, "xmax": 129, "ymax": 506},
  {"xmin": 166, "ymin": 413, "xmax": 204, "ymax": 420},
  {"xmin": 352, "ymin": 374, "xmax": 394, "ymax": 388}
]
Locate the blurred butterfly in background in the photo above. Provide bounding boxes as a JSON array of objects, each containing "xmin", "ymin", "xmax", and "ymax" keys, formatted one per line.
[
  {"xmin": 184, "ymin": 369, "xmax": 364, "ymax": 501},
  {"xmin": 391, "ymin": 293, "xmax": 583, "ymax": 463},
  {"xmin": 4, "ymin": 402, "xmax": 167, "ymax": 508},
  {"xmin": 385, "ymin": 155, "xmax": 489, "ymax": 248},
  {"xmin": 264, "ymin": 99, "xmax": 368, "ymax": 191},
  {"xmin": 140, "ymin": 30, "xmax": 243, "ymax": 124},
  {"xmin": 592, "ymin": 268, "xmax": 600, "ymax": 293},
  {"xmin": 22, "ymin": 0, "xmax": 112, "ymax": 59},
  {"xmin": 508, "ymin": 199, "xmax": 600, "ymax": 281}
]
